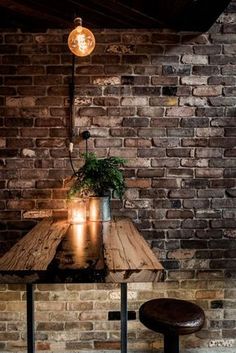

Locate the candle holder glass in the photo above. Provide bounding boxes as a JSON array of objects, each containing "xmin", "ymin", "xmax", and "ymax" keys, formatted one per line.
[{"xmin": 68, "ymin": 198, "xmax": 87, "ymax": 224}]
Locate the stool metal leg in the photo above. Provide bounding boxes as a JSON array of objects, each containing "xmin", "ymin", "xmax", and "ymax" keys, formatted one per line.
[
  {"xmin": 120, "ymin": 283, "xmax": 128, "ymax": 353},
  {"xmin": 164, "ymin": 334, "xmax": 179, "ymax": 353},
  {"xmin": 26, "ymin": 284, "xmax": 35, "ymax": 353}
]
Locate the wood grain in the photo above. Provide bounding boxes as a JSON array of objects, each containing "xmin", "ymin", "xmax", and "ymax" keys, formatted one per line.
[
  {"xmin": 0, "ymin": 219, "xmax": 69, "ymax": 271},
  {"xmin": 49, "ymin": 222, "xmax": 104, "ymax": 270},
  {"xmin": 103, "ymin": 218, "xmax": 163, "ymax": 282},
  {"xmin": 0, "ymin": 217, "xmax": 163, "ymax": 283}
]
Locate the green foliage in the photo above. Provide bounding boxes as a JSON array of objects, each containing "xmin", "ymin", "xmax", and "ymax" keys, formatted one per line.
[{"xmin": 68, "ymin": 153, "xmax": 126, "ymax": 199}]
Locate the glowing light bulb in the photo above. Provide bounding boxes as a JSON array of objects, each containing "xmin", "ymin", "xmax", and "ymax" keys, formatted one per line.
[{"xmin": 68, "ymin": 17, "xmax": 95, "ymax": 57}]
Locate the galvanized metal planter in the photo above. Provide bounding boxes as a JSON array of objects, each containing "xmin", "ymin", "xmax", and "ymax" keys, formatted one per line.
[{"xmin": 88, "ymin": 196, "xmax": 111, "ymax": 222}]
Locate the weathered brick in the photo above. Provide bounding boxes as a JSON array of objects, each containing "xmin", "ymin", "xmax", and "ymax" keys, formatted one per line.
[
  {"xmin": 149, "ymin": 97, "xmax": 178, "ymax": 106},
  {"xmin": 197, "ymin": 107, "xmax": 224, "ymax": 117},
  {"xmin": 179, "ymin": 96, "xmax": 207, "ymax": 107},
  {"xmin": 163, "ymin": 65, "xmax": 191, "ymax": 76},
  {"xmin": 167, "ymin": 210, "xmax": 193, "ymax": 219},
  {"xmin": 124, "ymin": 138, "xmax": 151, "ymax": 148},
  {"xmin": 167, "ymin": 148, "xmax": 192, "ymax": 157},
  {"xmin": 209, "ymin": 97, "xmax": 236, "ymax": 106},
  {"xmin": 151, "ymin": 76, "xmax": 178, "ymax": 85},
  {"xmin": 17, "ymin": 86, "xmax": 46, "ymax": 96},
  {"xmin": 137, "ymin": 169, "xmax": 164, "ymax": 178},
  {"xmin": 138, "ymin": 148, "xmax": 165, "ymax": 158},
  {"xmin": 105, "ymin": 65, "xmax": 132, "ymax": 74},
  {"xmin": 182, "ymin": 179, "xmax": 209, "ymax": 189},
  {"xmin": 132, "ymin": 87, "xmax": 161, "ymax": 96},
  {"xmin": 152, "ymin": 179, "xmax": 181, "ymax": 189},
  {"xmin": 5, "ymin": 76, "xmax": 32, "ymax": 85},
  {"xmin": 192, "ymin": 65, "xmax": 220, "ymax": 75},
  {"xmin": 136, "ymin": 44, "xmax": 163, "ymax": 54},
  {"xmin": 196, "ymin": 169, "xmax": 223, "ymax": 178},
  {"xmin": 95, "ymin": 139, "xmax": 122, "ymax": 148},
  {"xmin": 121, "ymin": 97, "xmax": 148, "ymax": 106},
  {"xmin": 210, "ymin": 138, "xmax": 236, "ymax": 148},
  {"xmin": 104, "ymin": 86, "xmax": 130, "ymax": 97},
  {"xmin": 151, "ymin": 118, "xmax": 179, "ymax": 128},
  {"xmin": 137, "ymin": 107, "xmax": 164, "ymax": 117},
  {"xmin": 182, "ymin": 138, "xmax": 208, "ymax": 147},
  {"xmin": 195, "ymin": 148, "xmax": 222, "ymax": 158},
  {"xmin": 208, "ymin": 76, "xmax": 236, "ymax": 85},
  {"xmin": 193, "ymin": 86, "xmax": 222, "ymax": 97},
  {"xmin": 166, "ymin": 107, "xmax": 195, "ymax": 117},
  {"xmin": 167, "ymin": 168, "xmax": 193, "ymax": 177},
  {"xmin": 1, "ymin": 24, "xmax": 236, "ymax": 351},
  {"xmin": 123, "ymin": 117, "xmax": 149, "ymax": 127},
  {"xmin": 183, "ymin": 199, "xmax": 210, "ymax": 209},
  {"xmin": 194, "ymin": 45, "xmax": 221, "ymax": 55},
  {"xmin": 177, "ymin": 84, "xmax": 191, "ymax": 95},
  {"xmin": 181, "ymin": 117, "xmax": 209, "ymax": 128},
  {"xmin": 196, "ymin": 128, "xmax": 224, "ymax": 137},
  {"xmin": 181, "ymin": 55, "xmax": 208, "ymax": 64},
  {"xmin": 181, "ymin": 76, "xmax": 208, "ymax": 85},
  {"xmin": 125, "ymin": 179, "xmax": 151, "ymax": 188}
]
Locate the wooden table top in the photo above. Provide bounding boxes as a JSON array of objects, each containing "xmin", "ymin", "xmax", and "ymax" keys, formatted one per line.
[{"xmin": 0, "ymin": 217, "xmax": 163, "ymax": 284}]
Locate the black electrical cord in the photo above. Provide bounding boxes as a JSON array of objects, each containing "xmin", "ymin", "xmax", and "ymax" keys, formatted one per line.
[
  {"xmin": 68, "ymin": 54, "xmax": 77, "ymax": 176},
  {"xmin": 69, "ymin": 131, "xmax": 90, "ymax": 176},
  {"xmin": 69, "ymin": 149, "xmax": 77, "ymax": 176},
  {"xmin": 69, "ymin": 54, "xmax": 75, "ymax": 143},
  {"xmin": 68, "ymin": 54, "xmax": 91, "ymax": 176}
]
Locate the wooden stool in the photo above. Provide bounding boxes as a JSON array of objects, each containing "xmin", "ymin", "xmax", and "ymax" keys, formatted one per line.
[{"xmin": 139, "ymin": 298, "xmax": 205, "ymax": 353}]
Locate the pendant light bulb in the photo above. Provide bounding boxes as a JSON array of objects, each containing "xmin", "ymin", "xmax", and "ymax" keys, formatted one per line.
[{"xmin": 68, "ymin": 17, "xmax": 95, "ymax": 57}]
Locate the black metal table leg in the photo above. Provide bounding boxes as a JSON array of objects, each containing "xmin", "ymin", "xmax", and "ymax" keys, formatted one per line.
[
  {"xmin": 121, "ymin": 283, "xmax": 128, "ymax": 353},
  {"xmin": 26, "ymin": 284, "xmax": 35, "ymax": 353},
  {"xmin": 164, "ymin": 333, "xmax": 179, "ymax": 353}
]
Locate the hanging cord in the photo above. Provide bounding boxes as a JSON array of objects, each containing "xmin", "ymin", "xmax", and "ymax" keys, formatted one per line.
[
  {"xmin": 69, "ymin": 147, "xmax": 77, "ymax": 176},
  {"xmin": 69, "ymin": 130, "xmax": 90, "ymax": 176},
  {"xmin": 68, "ymin": 54, "xmax": 91, "ymax": 175},
  {"xmin": 68, "ymin": 54, "xmax": 77, "ymax": 176},
  {"xmin": 69, "ymin": 54, "xmax": 75, "ymax": 142}
]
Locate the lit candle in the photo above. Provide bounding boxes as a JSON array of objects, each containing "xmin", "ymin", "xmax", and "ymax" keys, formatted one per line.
[{"xmin": 68, "ymin": 198, "xmax": 87, "ymax": 224}]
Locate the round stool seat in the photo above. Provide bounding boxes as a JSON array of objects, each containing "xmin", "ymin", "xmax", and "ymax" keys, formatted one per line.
[{"xmin": 139, "ymin": 298, "xmax": 205, "ymax": 336}]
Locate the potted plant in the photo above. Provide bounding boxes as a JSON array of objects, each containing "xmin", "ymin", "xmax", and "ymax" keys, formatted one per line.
[{"xmin": 68, "ymin": 153, "xmax": 125, "ymax": 222}]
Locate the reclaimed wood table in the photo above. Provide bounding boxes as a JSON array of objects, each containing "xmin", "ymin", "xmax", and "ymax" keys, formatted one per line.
[{"xmin": 0, "ymin": 217, "xmax": 163, "ymax": 353}]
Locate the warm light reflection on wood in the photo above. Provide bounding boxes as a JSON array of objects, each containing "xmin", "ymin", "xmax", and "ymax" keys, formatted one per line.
[
  {"xmin": 89, "ymin": 221, "xmax": 100, "ymax": 243},
  {"xmin": 70, "ymin": 224, "xmax": 86, "ymax": 262},
  {"xmin": 67, "ymin": 222, "xmax": 103, "ymax": 269},
  {"xmin": 89, "ymin": 222, "xmax": 103, "ymax": 256}
]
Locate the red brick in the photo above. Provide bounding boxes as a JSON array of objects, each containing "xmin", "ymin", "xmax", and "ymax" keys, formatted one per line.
[
  {"xmin": 35, "ymin": 118, "xmax": 64, "ymax": 127},
  {"xmin": 3, "ymin": 55, "xmax": 30, "ymax": 64},
  {"xmin": 36, "ymin": 138, "xmax": 65, "ymax": 148},
  {"xmin": 124, "ymin": 139, "xmax": 151, "ymax": 147},
  {"xmin": 37, "ymin": 200, "xmax": 65, "ymax": 209},
  {"xmin": 5, "ymin": 76, "xmax": 32, "ymax": 85},
  {"xmin": 6, "ymin": 138, "xmax": 33, "ymax": 148},
  {"xmin": 125, "ymin": 179, "xmax": 151, "ymax": 188},
  {"xmin": 7, "ymin": 200, "xmax": 35, "ymax": 210},
  {"xmin": 167, "ymin": 210, "xmax": 194, "ymax": 219}
]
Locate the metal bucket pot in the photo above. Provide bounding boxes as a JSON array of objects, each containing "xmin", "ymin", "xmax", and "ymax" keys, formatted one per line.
[{"xmin": 88, "ymin": 196, "xmax": 111, "ymax": 221}]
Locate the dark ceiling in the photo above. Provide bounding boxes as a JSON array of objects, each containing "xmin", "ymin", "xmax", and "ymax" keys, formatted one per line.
[{"xmin": 0, "ymin": 0, "xmax": 232, "ymax": 31}]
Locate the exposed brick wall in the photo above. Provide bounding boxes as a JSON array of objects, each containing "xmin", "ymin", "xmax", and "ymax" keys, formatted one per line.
[{"xmin": 1, "ymin": 1, "xmax": 236, "ymax": 351}]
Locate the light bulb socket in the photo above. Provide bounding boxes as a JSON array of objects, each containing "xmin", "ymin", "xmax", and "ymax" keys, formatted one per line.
[
  {"xmin": 74, "ymin": 17, "xmax": 82, "ymax": 27},
  {"xmin": 82, "ymin": 130, "xmax": 90, "ymax": 140}
]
